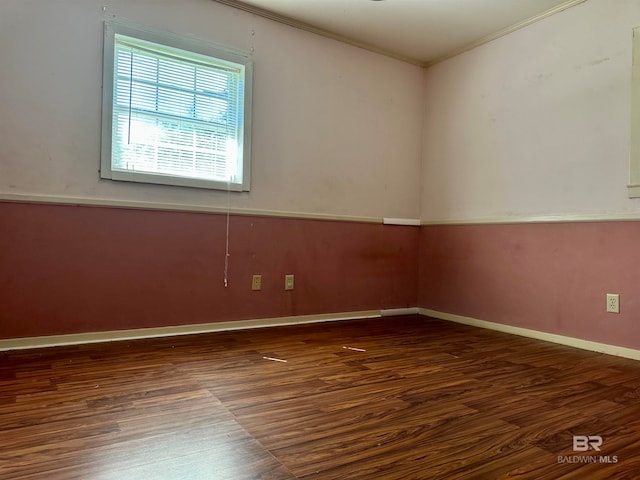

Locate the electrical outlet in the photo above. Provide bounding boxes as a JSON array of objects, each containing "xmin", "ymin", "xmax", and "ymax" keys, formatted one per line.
[
  {"xmin": 252, "ymin": 274, "xmax": 262, "ymax": 291},
  {"xmin": 606, "ymin": 293, "xmax": 619, "ymax": 313},
  {"xmin": 285, "ymin": 274, "xmax": 294, "ymax": 291}
]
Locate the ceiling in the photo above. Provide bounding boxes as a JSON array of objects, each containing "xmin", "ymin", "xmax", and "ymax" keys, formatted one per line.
[{"xmin": 214, "ymin": 0, "xmax": 585, "ymax": 66}]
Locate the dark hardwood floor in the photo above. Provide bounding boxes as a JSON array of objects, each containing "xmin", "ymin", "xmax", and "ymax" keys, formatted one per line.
[{"xmin": 2, "ymin": 315, "xmax": 640, "ymax": 479}]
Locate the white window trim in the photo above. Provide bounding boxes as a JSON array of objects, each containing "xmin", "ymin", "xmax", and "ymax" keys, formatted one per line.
[
  {"xmin": 629, "ymin": 27, "xmax": 640, "ymax": 197},
  {"xmin": 101, "ymin": 19, "xmax": 253, "ymax": 192}
]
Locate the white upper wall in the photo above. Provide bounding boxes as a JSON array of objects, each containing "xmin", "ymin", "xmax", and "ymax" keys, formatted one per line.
[
  {"xmin": 421, "ymin": 0, "xmax": 640, "ymax": 221},
  {"xmin": 0, "ymin": 0, "xmax": 423, "ymax": 219}
]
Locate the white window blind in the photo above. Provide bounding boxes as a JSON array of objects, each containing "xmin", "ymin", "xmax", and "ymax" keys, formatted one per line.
[{"xmin": 101, "ymin": 21, "xmax": 252, "ymax": 191}]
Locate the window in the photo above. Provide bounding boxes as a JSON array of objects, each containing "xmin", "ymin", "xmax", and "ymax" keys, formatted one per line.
[{"xmin": 101, "ymin": 20, "xmax": 252, "ymax": 191}]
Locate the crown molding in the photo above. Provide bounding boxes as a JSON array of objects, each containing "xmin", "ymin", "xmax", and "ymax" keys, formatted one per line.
[
  {"xmin": 213, "ymin": 0, "xmax": 587, "ymax": 68},
  {"xmin": 424, "ymin": 0, "xmax": 588, "ymax": 67},
  {"xmin": 212, "ymin": 0, "xmax": 422, "ymax": 66}
]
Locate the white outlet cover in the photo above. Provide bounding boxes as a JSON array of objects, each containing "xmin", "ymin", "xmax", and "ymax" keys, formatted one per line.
[
  {"xmin": 606, "ymin": 293, "xmax": 620, "ymax": 314},
  {"xmin": 285, "ymin": 274, "xmax": 294, "ymax": 290}
]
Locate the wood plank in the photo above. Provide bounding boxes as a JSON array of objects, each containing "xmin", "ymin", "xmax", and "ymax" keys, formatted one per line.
[{"xmin": 2, "ymin": 315, "xmax": 640, "ymax": 478}]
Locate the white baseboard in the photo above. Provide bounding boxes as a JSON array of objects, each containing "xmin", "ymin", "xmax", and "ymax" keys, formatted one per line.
[
  {"xmin": 381, "ymin": 307, "xmax": 420, "ymax": 316},
  {"xmin": 10, "ymin": 307, "xmax": 636, "ymax": 361},
  {"xmin": 419, "ymin": 308, "xmax": 640, "ymax": 361},
  {"xmin": 0, "ymin": 310, "xmax": 381, "ymax": 352}
]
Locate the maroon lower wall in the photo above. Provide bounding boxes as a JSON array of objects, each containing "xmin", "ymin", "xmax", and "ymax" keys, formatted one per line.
[
  {"xmin": 419, "ymin": 222, "xmax": 640, "ymax": 351},
  {"xmin": 7, "ymin": 201, "xmax": 640, "ymax": 352},
  {"xmin": 0, "ymin": 202, "xmax": 419, "ymax": 339}
]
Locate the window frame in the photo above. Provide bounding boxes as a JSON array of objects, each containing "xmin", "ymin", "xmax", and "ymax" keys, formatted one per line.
[
  {"xmin": 100, "ymin": 19, "xmax": 253, "ymax": 192},
  {"xmin": 630, "ymin": 27, "xmax": 640, "ymax": 197}
]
